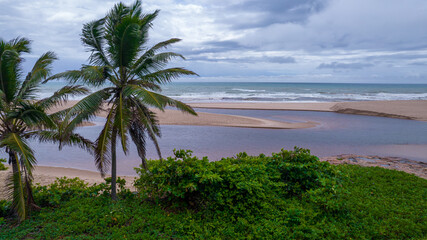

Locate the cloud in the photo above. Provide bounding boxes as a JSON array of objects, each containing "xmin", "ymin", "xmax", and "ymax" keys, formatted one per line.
[
  {"xmin": 1, "ymin": 0, "xmax": 427, "ymax": 83},
  {"xmin": 317, "ymin": 62, "xmax": 373, "ymax": 70},
  {"xmin": 222, "ymin": 0, "xmax": 329, "ymax": 29}
]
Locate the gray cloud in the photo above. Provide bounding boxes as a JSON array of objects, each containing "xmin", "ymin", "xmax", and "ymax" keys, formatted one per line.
[
  {"xmin": 188, "ymin": 55, "xmax": 296, "ymax": 64},
  {"xmin": 220, "ymin": 0, "xmax": 329, "ymax": 29},
  {"xmin": 1, "ymin": 0, "xmax": 426, "ymax": 83},
  {"xmin": 317, "ymin": 62, "xmax": 374, "ymax": 70}
]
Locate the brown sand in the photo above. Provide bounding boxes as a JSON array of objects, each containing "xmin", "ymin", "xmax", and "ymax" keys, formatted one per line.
[
  {"xmin": 0, "ymin": 166, "xmax": 135, "ymax": 200},
  {"xmin": 331, "ymin": 100, "xmax": 427, "ymax": 121},
  {"xmin": 52, "ymin": 101, "xmax": 318, "ymax": 129}
]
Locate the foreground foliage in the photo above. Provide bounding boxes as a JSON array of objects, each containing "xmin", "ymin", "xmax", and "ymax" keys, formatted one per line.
[{"xmin": 1, "ymin": 149, "xmax": 426, "ymax": 239}]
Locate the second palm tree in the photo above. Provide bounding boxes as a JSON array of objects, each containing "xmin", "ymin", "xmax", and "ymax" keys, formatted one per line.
[{"xmin": 54, "ymin": 0, "xmax": 198, "ymax": 200}]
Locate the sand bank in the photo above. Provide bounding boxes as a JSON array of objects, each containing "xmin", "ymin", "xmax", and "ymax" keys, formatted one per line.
[
  {"xmin": 51, "ymin": 101, "xmax": 318, "ymax": 129},
  {"xmin": 331, "ymin": 100, "xmax": 427, "ymax": 121},
  {"xmin": 191, "ymin": 100, "xmax": 427, "ymax": 122},
  {"xmin": 48, "ymin": 100, "xmax": 427, "ymax": 131}
]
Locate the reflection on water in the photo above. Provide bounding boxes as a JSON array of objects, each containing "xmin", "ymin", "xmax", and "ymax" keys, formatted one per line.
[{"xmin": 1, "ymin": 110, "xmax": 426, "ymax": 175}]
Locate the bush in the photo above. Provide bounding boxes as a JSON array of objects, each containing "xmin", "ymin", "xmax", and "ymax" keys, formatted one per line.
[
  {"xmin": 135, "ymin": 147, "xmax": 344, "ymax": 215},
  {"xmin": 1, "ymin": 150, "xmax": 426, "ymax": 239},
  {"xmin": 33, "ymin": 176, "xmax": 132, "ymax": 208},
  {"xmin": 0, "ymin": 200, "xmax": 11, "ymax": 218},
  {"xmin": 0, "ymin": 158, "xmax": 8, "ymax": 171}
]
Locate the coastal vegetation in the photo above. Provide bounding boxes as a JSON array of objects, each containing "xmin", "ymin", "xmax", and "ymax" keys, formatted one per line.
[
  {"xmin": 51, "ymin": 0, "xmax": 197, "ymax": 200},
  {"xmin": 0, "ymin": 38, "xmax": 92, "ymax": 221},
  {"xmin": 0, "ymin": 148, "xmax": 426, "ymax": 239}
]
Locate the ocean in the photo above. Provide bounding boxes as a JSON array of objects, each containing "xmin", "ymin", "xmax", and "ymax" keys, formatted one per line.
[{"xmin": 39, "ymin": 82, "xmax": 427, "ymax": 103}]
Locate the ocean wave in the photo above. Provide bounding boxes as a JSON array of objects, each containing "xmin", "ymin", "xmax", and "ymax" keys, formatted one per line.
[
  {"xmin": 231, "ymin": 88, "xmax": 266, "ymax": 92},
  {"xmin": 36, "ymin": 83, "xmax": 427, "ymax": 103},
  {"xmin": 167, "ymin": 92, "xmax": 427, "ymax": 102}
]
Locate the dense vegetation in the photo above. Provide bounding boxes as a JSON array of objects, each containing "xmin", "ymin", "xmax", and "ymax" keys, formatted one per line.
[{"xmin": 1, "ymin": 148, "xmax": 426, "ymax": 239}]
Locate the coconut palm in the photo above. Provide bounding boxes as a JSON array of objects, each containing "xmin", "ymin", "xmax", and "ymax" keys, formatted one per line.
[
  {"xmin": 0, "ymin": 37, "xmax": 93, "ymax": 221},
  {"xmin": 52, "ymin": 0, "xmax": 198, "ymax": 200}
]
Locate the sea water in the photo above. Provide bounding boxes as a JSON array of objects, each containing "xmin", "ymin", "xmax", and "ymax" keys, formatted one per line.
[{"xmin": 38, "ymin": 81, "xmax": 427, "ymax": 102}]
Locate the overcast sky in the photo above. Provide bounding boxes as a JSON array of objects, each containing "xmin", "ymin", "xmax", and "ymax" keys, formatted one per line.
[{"xmin": 1, "ymin": 0, "xmax": 427, "ymax": 83}]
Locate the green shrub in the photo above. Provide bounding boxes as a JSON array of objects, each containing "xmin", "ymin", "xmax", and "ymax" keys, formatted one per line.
[
  {"xmin": 135, "ymin": 147, "xmax": 344, "ymax": 215},
  {"xmin": 0, "ymin": 158, "xmax": 8, "ymax": 171},
  {"xmin": 0, "ymin": 200, "xmax": 11, "ymax": 218},
  {"xmin": 1, "ymin": 150, "xmax": 426, "ymax": 239},
  {"xmin": 33, "ymin": 176, "xmax": 132, "ymax": 208}
]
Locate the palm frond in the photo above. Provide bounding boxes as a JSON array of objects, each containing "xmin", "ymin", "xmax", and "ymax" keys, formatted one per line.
[
  {"xmin": 81, "ymin": 18, "xmax": 111, "ymax": 66},
  {"xmin": 62, "ymin": 88, "xmax": 112, "ymax": 132},
  {"xmin": 136, "ymin": 38, "xmax": 182, "ymax": 65},
  {"xmin": 46, "ymin": 65, "xmax": 110, "ymax": 87},
  {"xmin": 129, "ymin": 119, "xmax": 147, "ymax": 168},
  {"xmin": 8, "ymin": 37, "xmax": 31, "ymax": 54},
  {"xmin": 113, "ymin": 92, "xmax": 130, "ymax": 154},
  {"xmin": 137, "ymin": 67, "xmax": 198, "ymax": 85},
  {"xmin": 6, "ymin": 162, "xmax": 26, "ymax": 222},
  {"xmin": 8, "ymin": 101, "xmax": 55, "ymax": 129},
  {"xmin": 17, "ymin": 51, "xmax": 58, "ymax": 100},
  {"xmin": 94, "ymin": 106, "xmax": 115, "ymax": 176},
  {"xmin": 107, "ymin": 16, "xmax": 142, "ymax": 68},
  {"xmin": 131, "ymin": 52, "xmax": 185, "ymax": 77},
  {"xmin": 36, "ymin": 130, "xmax": 94, "ymax": 153},
  {"xmin": 39, "ymin": 85, "xmax": 90, "ymax": 111},
  {"xmin": 1, "ymin": 133, "xmax": 37, "ymax": 172},
  {"xmin": 0, "ymin": 45, "xmax": 20, "ymax": 102},
  {"xmin": 123, "ymin": 84, "xmax": 168, "ymax": 110},
  {"xmin": 130, "ymin": 98, "xmax": 162, "ymax": 162}
]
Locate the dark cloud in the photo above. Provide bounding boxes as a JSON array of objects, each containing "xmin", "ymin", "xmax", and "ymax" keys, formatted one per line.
[
  {"xmin": 409, "ymin": 62, "xmax": 427, "ymax": 66},
  {"xmin": 317, "ymin": 62, "xmax": 373, "ymax": 70},
  {"xmin": 227, "ymin": 0, "xmax": 329, "ymax": 29},
  {"xmin": 185, "ymin": 40, "xmax": 248, "ymax": 55}
]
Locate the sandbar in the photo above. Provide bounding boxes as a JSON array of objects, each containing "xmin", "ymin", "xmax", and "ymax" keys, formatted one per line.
[{"xmin": 191, "ymin": 100, "xmax": 427, "ymax": 122}]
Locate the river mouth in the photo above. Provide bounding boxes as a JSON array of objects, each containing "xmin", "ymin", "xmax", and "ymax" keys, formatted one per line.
[{"xmin": 2, "ymin": 109, "xmax": 425, "ymax": 175}]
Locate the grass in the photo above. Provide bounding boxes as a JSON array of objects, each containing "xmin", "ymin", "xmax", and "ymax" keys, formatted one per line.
[{"xmin": 0, "ymin": 152, "xmax": 426, "ymax": 240}]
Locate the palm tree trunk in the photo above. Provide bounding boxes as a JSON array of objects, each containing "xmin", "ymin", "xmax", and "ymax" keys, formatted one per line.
[{"xmin": 111, "ymin": 127, "xmax": 118, "ymax": 201}]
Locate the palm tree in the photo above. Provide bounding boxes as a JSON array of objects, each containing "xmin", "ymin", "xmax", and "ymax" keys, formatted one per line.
[
  {"xmin": 53, "ymin": 0, "xmax": 198, "ymax": 200},
  {"xmin": 0, "ymin": 37, "xmax": 92, "ymax": 221}
]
